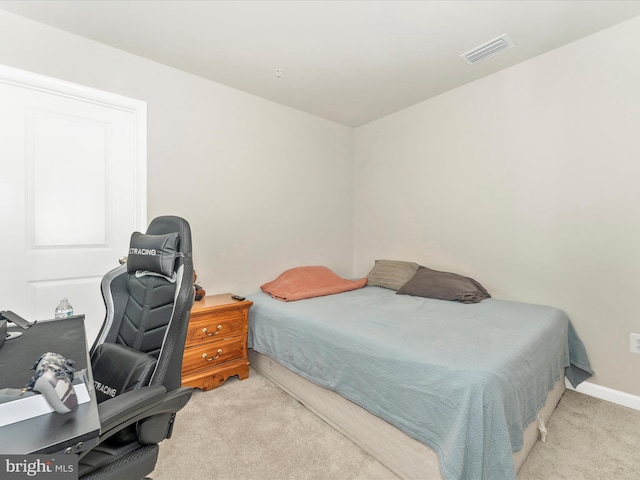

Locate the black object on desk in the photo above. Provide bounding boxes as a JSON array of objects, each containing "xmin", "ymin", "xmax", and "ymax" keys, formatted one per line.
[
  {"xmin": 0, "ymin": 310, "xmax": 35, "ymax": 348},
  {"xmin": 0, "ymin": 316, "xmax": 100, "ymax": 454}
]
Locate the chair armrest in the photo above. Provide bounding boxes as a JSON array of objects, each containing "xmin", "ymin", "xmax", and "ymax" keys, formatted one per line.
[
  {"xmin": 137, "ymin": 387, "xmax": 193, "ymax": 444},
  {"xmin": 147, "ymin": 386, "xmax": 193, "ymax": 415},
  {"xmin": 97, "ymin": 385, "xmax": 166, "ymax": 434}
]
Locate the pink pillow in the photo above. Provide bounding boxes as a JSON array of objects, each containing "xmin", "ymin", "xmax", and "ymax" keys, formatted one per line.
[{"xmin": 261, "ymin": 266, "xmax": 367, "ymax": 302}]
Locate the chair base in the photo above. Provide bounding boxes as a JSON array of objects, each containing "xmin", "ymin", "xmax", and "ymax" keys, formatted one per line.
[{"xmin": 79, "ymin": 442, "xmax": 158, "ymax": 480}]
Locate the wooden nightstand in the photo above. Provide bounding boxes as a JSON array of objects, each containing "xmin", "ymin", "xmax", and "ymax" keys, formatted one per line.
[{"xmin": 181, "ymin": 293, "xmax": 252, "ymax": 390}]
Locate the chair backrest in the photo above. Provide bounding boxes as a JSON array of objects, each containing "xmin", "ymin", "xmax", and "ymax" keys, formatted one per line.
[{"xmin": 91, "ymin": 216, "xmax": 194, "ymax": 395}]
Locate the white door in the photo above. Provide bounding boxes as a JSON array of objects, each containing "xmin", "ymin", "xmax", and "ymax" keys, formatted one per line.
[{"xmin": 0, "ymin": 64, "xmax": 146, "ymax": 344}]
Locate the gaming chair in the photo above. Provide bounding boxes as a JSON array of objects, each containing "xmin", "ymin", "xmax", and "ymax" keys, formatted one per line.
[{"xmin": 78, "ymin": 216, "xmax": 195, "ymax": 480}]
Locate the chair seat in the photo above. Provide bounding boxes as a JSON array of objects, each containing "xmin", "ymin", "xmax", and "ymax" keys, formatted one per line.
[{"xmin": 79, "ymin": 440, "xmax": 158, "ymax": 480}]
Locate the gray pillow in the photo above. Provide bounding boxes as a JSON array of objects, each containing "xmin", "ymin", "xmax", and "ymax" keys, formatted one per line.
[
  {"xmin": 396, "ymin": 266, "xmax": 490, "ymax": 303},
  {"xmin": 366, "ymin": 259, "xmax": 420, "ymax": 290},
  {"xmin": 127, "ymin": 232, "xmax": 179, "ymax": 277}
]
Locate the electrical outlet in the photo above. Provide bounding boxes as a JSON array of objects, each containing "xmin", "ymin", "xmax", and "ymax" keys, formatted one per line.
[{"xmin": 630, "ymin": 333, "xmax": 640, "ymax": 354}]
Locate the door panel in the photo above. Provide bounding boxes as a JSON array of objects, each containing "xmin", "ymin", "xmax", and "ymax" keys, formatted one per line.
[
  {"xmin": 30, "ymin": 108, "xmax": 108, "ymax": 247},
  {"xmin": 0, "ymin": 65, "xmax": 146, "ymax": 344}
]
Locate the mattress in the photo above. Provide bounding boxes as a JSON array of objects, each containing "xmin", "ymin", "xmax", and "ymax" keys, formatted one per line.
[{"xmin": 247, "ymin": 286, "xmax": 591, "ymax": 480}]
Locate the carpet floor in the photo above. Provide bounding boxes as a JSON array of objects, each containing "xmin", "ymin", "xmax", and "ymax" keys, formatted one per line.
[{"xmin": 153, "ymin": 368, "xmax": 640, "ymax": 480}]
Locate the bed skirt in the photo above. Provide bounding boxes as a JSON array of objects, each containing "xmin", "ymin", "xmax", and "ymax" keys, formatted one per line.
[{"xmin": 249, "ymin": 349, "xmax": 565, "ymax": 480}]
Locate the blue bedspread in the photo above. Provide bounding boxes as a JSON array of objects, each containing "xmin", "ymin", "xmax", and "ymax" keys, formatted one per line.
[{"xmin": 247, "ymin": 287, "xmax": 592, "ymax": 480}]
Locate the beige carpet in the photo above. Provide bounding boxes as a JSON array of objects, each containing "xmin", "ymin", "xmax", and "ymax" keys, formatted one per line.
[{"xmin": 153, "ymin": 369, "xmax": 640, "ymax": 480}]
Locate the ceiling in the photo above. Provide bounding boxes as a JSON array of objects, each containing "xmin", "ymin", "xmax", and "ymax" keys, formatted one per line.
[{"xmin": 1, "ymin": 1, "xmax": 640, "ymax": 127}]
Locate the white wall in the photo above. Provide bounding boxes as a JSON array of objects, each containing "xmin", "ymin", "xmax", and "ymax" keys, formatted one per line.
[
  {"xmin": 354, "ymin": 17, "xmax": 640, "ymax": 396},
  {"xmin": 0, "ymin": 10, "xmax": 354, "ymax": 296}
]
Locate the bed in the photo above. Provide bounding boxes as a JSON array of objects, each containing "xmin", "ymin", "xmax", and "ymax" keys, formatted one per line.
[{"xmin": 246, "ymin": 267, "xmax": 592, "ymax": 480}]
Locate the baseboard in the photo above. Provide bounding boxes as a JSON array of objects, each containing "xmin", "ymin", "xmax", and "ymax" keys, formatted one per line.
[{"xmin": 565, "ymin": 379, "xmax": 640, "ymax": 411}]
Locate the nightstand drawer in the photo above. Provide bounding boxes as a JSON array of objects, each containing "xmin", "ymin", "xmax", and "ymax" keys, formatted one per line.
[
  {"xmin": 182, "ymin": 336, "xmax": 245, "ymax": 373},
  {"xmin": 185, "ymin": 310, "xmax": 245, "ymax": 345}
]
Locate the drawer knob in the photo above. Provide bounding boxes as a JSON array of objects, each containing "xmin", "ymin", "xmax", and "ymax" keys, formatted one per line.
[
  {"xmin": 203, "ymin": 349, "xmax": 223, "ymax": 361},
  {"xmin": 203, "ymin": 325, "xmax": 222, "ymax": 336}
]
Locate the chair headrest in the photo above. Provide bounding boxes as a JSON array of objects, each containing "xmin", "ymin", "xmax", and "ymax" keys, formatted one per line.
[{"xmin": 127, "ymin": 231, "xmax": 180, "ymax": 277}]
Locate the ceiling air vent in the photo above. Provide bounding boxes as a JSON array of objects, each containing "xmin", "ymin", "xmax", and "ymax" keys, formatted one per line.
[{"xmin": 460, "ymin": 34, "xmax": 515, "ymax": 65}]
